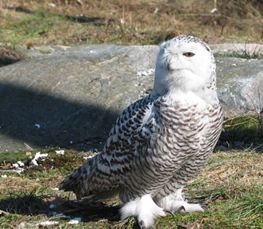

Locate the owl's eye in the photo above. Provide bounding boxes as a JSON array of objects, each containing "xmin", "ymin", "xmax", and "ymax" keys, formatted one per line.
[{"xmin": 183, "ymin": 52, "xmax": 195, "ymax": 57}]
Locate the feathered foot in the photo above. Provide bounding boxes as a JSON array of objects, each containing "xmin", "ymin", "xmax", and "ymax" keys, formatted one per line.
[
  {"xmin": 155, "ymin": 189, "xmax": 204, "ymax": 213},
  {"xmin": 120, "ymin": 194, "xmax": 166, "ymax": 228}
]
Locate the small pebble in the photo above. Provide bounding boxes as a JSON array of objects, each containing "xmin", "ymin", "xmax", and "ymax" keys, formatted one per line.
[
  {"xmin": 12, "ymin": 163, "xmax": 19, "ymax": 168},
  {"xmin": 49, "ymin": 204, "xmax": 56, "ymax": 209},
  {"xmin": 68, "ymin": 217, "xmax": 82, "ymax": 225},
  {"xmin": 35, "ymin": 124, "xmax": 41, "ymax": 128},
  {"xmin": 17, "ymin": 161, "xmax": 25, "ymax": 167},
  {"xmin": 37, "ymin": 221, "xmax": 59, "ymax": 226},
  {"xmin": 55, "ymin": 150, "xmax": 65, "ymax": 155}
]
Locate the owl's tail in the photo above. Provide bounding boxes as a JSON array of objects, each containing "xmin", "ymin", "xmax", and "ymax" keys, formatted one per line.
[
  {"xmin": 59, "ymin": 154, "xmax": 119, "ymax": 200},
  {"xmin": 59, "ymin": 156, "xmax": 96, "ymax": 200}
]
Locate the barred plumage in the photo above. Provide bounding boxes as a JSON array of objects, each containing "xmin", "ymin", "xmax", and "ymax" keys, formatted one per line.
[{"xmin": 60, "ymin": 35, "xmax": 224, "ymax": 228}]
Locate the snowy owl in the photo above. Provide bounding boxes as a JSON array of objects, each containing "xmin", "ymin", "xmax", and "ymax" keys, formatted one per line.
[{"xmin": 60, "ymin": 35, "xmax": 223, "ymax": 228}]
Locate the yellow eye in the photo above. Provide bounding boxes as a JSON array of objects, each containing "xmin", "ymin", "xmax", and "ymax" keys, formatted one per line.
[{"xmin": 183, "ymin": 52, "xmax": 195, "ymax": 57}]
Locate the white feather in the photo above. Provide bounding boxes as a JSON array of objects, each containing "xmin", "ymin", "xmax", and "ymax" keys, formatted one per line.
[{"xmin": 120, "ymin": 194, "xmax": 166, "ymax": 228}]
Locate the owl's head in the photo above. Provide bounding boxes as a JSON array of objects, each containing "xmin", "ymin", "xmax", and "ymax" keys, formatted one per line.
[{"xmin": 152, "ymin": 35, "xmax": 216, "ymax": 97}]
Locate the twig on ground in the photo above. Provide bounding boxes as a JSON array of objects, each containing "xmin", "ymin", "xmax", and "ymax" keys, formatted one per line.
[
  {"xmin": 9, "ymin": 216, "xmax": 30, "ymax": 227},
  {"xmin": 188, "ymin": 169, "xmax": 225, "ymax": 184}
]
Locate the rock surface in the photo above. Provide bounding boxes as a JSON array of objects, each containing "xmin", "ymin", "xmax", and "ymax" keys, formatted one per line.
[
  {"xmin": 216, "ymin": 58, "xmax": 263, "ymax": 116},
  {"xmin": 210, "ymin": 43, "xmax": 263, "ymax": 55},
  {"xmin": 0, "ymin": 44, "xmax": 262, "ymax": 153}
]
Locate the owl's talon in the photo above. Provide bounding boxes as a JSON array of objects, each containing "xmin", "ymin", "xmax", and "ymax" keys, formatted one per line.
[
  {"xmin": 178, "ymin": 206, "xmax": 186, "ymax": 213},
  {"xmin": 121, "ymin": 195, "xmax": 166, "ymax": 228},
  {"xmin": 164, "ymin": 209, "xmax": 174, "ymax": 215},
  {"xmin": 139, "ymin": 220, "xmax": 145, "ymax": 228}
]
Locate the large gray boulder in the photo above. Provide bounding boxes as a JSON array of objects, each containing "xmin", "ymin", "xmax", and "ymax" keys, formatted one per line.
[
  {"xmin": 216, "ymin": 58, "xmax": 263, "ymax": 116},
  {"xmin": 0, "ymin": 45, "xmax": 157, "ymax": 152},
  {"xmin": 0, "ymin": 45, "xmax": 262, "ymax": 153}
]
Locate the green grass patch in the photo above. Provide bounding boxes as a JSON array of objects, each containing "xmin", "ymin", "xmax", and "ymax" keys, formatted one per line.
[
  {"xmin": 185, "ymin": 151, "xmax": 263, "ymax": 228},
  {"xmin": 0, "ymin": 147, "xmax": 91, "ymax": 178},
  {"xmin": 0, "ymin": 149, "xmax": 263, "ymax": 228},
  {"xmin": 232, "ymin": 189, "xmax": 263, "ymax": 226},
  {"xmin": 0, "ymin": 12, "xmax": 73, "ymax": 48},
  {"xmin": 214, "ymin": 50, "xmax": 263, "ymax": 59},
  {"xmin": 0, "ymin": 151, "xmax": 30, "ymax": 166},
  {"xmin": 220, "ymin": 115, "xmax": 263, "ymax": 149}
]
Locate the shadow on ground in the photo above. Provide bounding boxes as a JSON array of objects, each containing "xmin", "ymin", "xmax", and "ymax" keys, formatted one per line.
[
  {"xmin": 0, "ymin": 194, "xmax": 141, "ymax": 228},
  {"xmin": 0, "ymin": 83, "xmax": 119, "ymax": 152},
  {"xmin": 1, "ymin": 81, "xmax": 263, "ymax": 153},
  {"xmin": 0, "ymin": 193, "xmax": 49, "ymax": 215}
]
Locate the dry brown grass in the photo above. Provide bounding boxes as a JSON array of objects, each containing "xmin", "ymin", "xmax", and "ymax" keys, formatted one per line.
[
  {"xmin": 0, "ymin": 0, "xmax": 262, "ymax": 48},
  {"xmin": 195, "ymin": 151, "xmax": 263, "ymax": 194},
  {"xmin": 0, "ymin": 177, "xmax": 40, "ymax": 194}
]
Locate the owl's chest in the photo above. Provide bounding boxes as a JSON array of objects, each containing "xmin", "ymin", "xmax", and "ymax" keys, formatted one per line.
[
  {"xmin": 151, "ymin": 100, "xmax": 221, "ymax": 163},
  {"xmin": 158, "ymin": 100, "xmax": 211, "ymax": 134}
]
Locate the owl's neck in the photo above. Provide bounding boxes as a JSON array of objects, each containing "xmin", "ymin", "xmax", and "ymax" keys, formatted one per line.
[
  {"xmin": 151, "ymin": 83, "xmax": 218, "ymax": 105},
  {"xmin": 151, "ymin": 71, "xmax": 218, "ymax": 104}
]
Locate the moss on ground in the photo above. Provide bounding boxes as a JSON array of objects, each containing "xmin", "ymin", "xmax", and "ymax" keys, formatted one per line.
[{"xmin": 0, "ymin": 147, "xmax": 263, "ymax": 228}]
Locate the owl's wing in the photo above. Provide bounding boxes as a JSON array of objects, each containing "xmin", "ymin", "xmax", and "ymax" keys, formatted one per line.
[
  {"xmin": 97, "ymin": 95, "xmax": 160, "ymax": 176},
  {"xmin": 104, "ymin": 95, "xmax": 159, "ymax": 156},
  {"xmin": 60, "ymin": 95, "xmax": 160, "ymax": 198}
]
